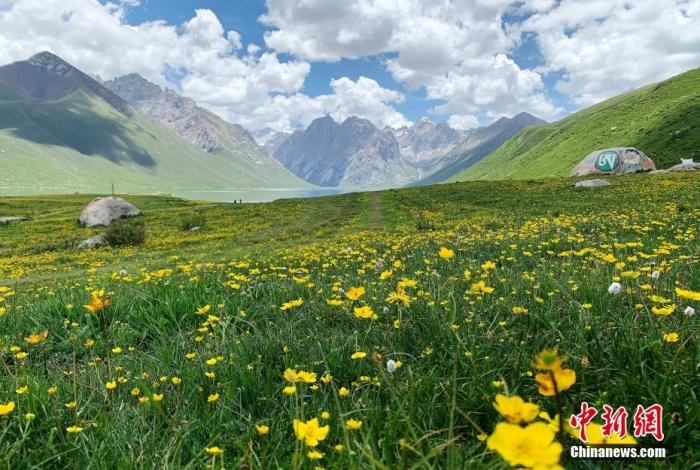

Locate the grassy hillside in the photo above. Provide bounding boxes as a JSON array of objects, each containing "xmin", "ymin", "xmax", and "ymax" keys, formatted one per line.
[
  {"xmin": 1, "ymin": 172, "xmax": 698, "ymax": 468},
  {"xmin": 451, "ymin": 68, "xmax": 700, "ymax": 181},
  {"xmin": 0, "ymin": 89, "xmax": 309, "ymax": 195}
]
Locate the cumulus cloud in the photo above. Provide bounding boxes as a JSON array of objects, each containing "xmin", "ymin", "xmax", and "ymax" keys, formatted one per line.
[
  {"xmin": 226, "ymin": 76, "xmax": 411, "ymax": 132},
  {"xmin": 518, "ymin": 0, "xmax": 700, "ymax": 105},
  {"xmin": 261, "ymin": 0, "xmax": 561, "ymax": 121}
]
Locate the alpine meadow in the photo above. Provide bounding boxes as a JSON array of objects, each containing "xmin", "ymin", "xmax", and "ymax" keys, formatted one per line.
[{"xmin": 1, "ymin": 1, "xmax": 700, "ymax": 469}]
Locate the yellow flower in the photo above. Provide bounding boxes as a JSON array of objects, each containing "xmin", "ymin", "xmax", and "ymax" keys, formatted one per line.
[
  {"xmin": 379, "ymin": 270, "xmax": 393, "ymax": 280},
  {"xmin": 111, "ymin": 347, "xmax": 122, "ymax": 354},
  {"xmin": 24, "ymin": 331, "xmax": 48, "ymax": 345},
  {"xmin": 351, "ymin": 351, "xmax": 367, "ymax": 360},
  {"xmin": 256, "ymin": 424, "xmax": 269, "ymax": 436},
  {"xmin": 535, "ymin": 369, "xmax": 576, "ymax": 396},
  {"xmin": 152, "ymin": 393, "xmax": 164, "ymax": 402},
  {"xmin": 662, "ymin": 332, "xmax": 679, "ymax": 343},
  {"xmin": 283, "ymin": 386, "xmax": 297, "ymax": 395},
  {"xmin": 533, "ymin": 348, "xmax": 562, "ymax": 372},
  {"xmin": 469, "ymin": 281, "xmax": 494, "ymax": 294},
  {"xmin": 676, "ymin": 287, "xmax": 700, "ymax": 301},
  {"xmin": 196, "ymin": 304, "xmax": 212, "ymax": 315},
  {"xmin": 171, "ymin": 377, "xmax": 182, "ymax": 385},
  {"xmin": 511, "ymin": 306, "xmax": 528, "ymax": 315},
  {"xmin": 438, "ymin": 247, "xmax": 454, "ymax": 260},
  {"xmin": 492, "ymin": 394, "xmax": 540, "ymax": 424},
  {"xmin": 339, "ymin": 387, "xmax": 350, "ymax": 397},
  {"xmin": 307, "ymin": 450, "xmax": 324, "ymax": 460},
  {"xmin": 25, "ymin": 412, "xmax": 36, "ymax": 421},
  {"xmin": 481, "ymin": 260, "xmax": 497, "ymax": 270},
  {"xmin": 16, "ymin": 386, "xmax": 28, "ymax": 395},
  {"xmin": 648, "ymin": 295, "xmax": 671, "ymax": 303},
  {"xmin": 293, "ymin": 418, "xmax": 330, "ymax": 447},
  {"xmin": 65, "ymin": 401, "xmax": 77, "ymax": 409},
  {"xmin": 345, "ymin": 419, "xmax": 363, "ymax": 430},
  {"xmin": 353, "ymin": 305, "xmax": 375, "ymax": 319},
  {"xmin": 84, "ymin": 290, "xmax": 111, "ymax": 313},
  {"xmin": 345, "ymin": 286, "xmax": 366, "ymax": 301},
  {"xmin": 207, "ymin": 393, "xmax": 220, "ymax": 403},
  {"xmin": 651, "ymin": 304, "xmax": 675, "ymax": 316},
  {"xmin": 487, "ymin": 422, "xmax": 562, "ymax": 468},
  {"xmin": 66, "ymin": 425, "xmax": 84, "ymax": 434},
  {"xmin": 47, "ymin": 386, "xmax": 58, "ymax": 395},
  {"xmin": 0, "ymin": 401, "xmax": 15, "ymax": 416},
  {"xmin": 320, "ymin": 411, "xmax": 330, "ymax": 420},
  {"xmin": 284, "ymin": 368, "xmax": 317, "ymax": 383},
  {"xmin": 334, "ymin": 444, "xmax": 345, "ymax": 453},
  {"xmin": 205, "ymin": 446, "xmax": 224, "ymax": 456},
  {"xmin": 386, "ymin": 290, "xmax": 411, "ymax": 307},
  {"xmin": 105, "ymin": 380, "xmax": 117, "ymax": 390},
  {"xmin": 130, "ymin": 388, "xmax": 140, "ymax": 396},
  {"xmin": 280, "ymin": 298, "xmax": 304, "ymax": 311}
]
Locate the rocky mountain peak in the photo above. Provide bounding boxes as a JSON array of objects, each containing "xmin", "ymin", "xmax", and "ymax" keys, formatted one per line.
[{"xmin": 103, "ymin": 73, "xmax": 162, "ymax": 103}]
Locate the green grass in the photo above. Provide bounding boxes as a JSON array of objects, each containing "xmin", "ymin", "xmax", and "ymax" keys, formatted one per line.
[
  {"xmin": 0, "ymin": 173, "xmax": 699, "ymax": 469},
  {"xmin": 0, "ymin": 89, "xmax": 309, "ymax": 195},
  {"xmin": 451, "ymin": 68, "xmax": 700, "ymax": 181}
]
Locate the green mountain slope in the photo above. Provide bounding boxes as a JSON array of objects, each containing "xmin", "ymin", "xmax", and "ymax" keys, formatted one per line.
[
  {"xmin": 451, "ymin": 67, "xmax": 700, "ymax": 181},
  {"xmin": 0, "ymin": 89, "xmax": 308, "ymax": 195}
]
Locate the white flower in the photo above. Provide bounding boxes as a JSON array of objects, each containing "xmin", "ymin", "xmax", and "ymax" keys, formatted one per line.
[
  {"xmin": 608, "ymin": 282, "xmax": 622, "ymax": 295},
  {"xmin": 386, "ymin": 359, "xmax": 397, "ymax": 373},
  {"xmin": 651, "ymin": 270, "xmax": 660, "ymax": 280},
  {"xmin": 684, "ymin": 306, "xmax": 696, "ymax": 317},
  {"xmin": 118, "ymin": 269, "xmax": 127, "ymax": 277}
]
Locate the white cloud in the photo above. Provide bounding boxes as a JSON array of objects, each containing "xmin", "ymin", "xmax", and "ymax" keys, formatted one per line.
[
  {"xmin": 221, "ymin": 76, "xmax": 411, "ymax": 132},
  {"xmin": 261, "ymin": 0, "xmax": 561, "ymax": 122},
  {"xmin": 447, "ymin": 113, "xmax": 480, "ymax": 130},
  {"xmin": 0, "ymin": 0, "xmax": 407, "ymax": 132},
  {"xmin": 518, "ymin": 0, "xmax": 700, "ymax": 105}
]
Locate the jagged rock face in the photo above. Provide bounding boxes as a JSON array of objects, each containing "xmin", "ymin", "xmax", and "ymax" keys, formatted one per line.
[
  {"xmin": 262, "ymin": 131, "xmax": 292, "ymax": 155},
  {"xmin": 0, "ymin": 51, "xmax": 132, "ymax": 116},
  {"xmin": 270, "ymin": 112, "xmax": 546, "ymax": 187},
  {"xmin": 273, "ymin": 116, "xmax": 414, "ymax": 187},
  {"xmin": 394, "ymin": 118, "xmax": 465, "ymax": 164},
  {"xmin": 103, "ymin": 74, "xmax": 277, "ymax": 165}
]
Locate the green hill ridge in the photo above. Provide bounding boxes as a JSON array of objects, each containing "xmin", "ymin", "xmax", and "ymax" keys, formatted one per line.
[
  {"xmin": 450, "ymin": 67, "xmax": 700, "ymax": 181},
  {"xmin": 0, "ymin": 52, "xmax": 309, "ymax": 196}
]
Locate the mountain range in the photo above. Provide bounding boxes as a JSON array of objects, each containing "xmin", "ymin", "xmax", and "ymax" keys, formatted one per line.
[
  {"xmin": 1, "ymin": 51, "xmax": 696, "ymax": 197},
  {"xmin": 264, "ymin": 112, "xmax": 544, "ymax": 187},
  {"xmin": 0, "ymin": 51, "xmax": 307, "ymax": 195}
]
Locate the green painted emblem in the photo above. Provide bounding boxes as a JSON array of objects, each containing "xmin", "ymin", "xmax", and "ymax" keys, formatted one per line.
[{"xmin": 595, "ymin": 151, "xmax": 620, "ymax": 171}]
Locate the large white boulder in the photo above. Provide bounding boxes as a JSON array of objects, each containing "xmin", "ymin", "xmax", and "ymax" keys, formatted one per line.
[{"xmin": 79, "ymin": 197, "xmax": 141, "ymax": 227}]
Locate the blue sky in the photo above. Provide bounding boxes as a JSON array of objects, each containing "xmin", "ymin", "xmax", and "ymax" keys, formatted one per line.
[
  {"xmin": 119, "ymin": 0, "xmax": 575, "ymax": 125},
  {"xmin": 1, "ymin": 0, "xmax": 697, "ymax": 132}
]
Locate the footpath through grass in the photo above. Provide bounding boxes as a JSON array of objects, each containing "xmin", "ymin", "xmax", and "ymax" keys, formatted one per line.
[{"xmin": 0, "ymin": 173, "xmax": 699, "ymax": 468}]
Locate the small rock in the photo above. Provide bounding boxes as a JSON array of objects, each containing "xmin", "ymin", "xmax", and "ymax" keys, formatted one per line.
[
  {"xmin": 79, "ymin": 197, "xmax": 141, "ymax": 227},
  {"xmin": 188, "ymin": 226, "xmax": 201, "ymax": 232},
  {"xmin": 77, "ymin": 234, "xmax": 105, "ymax": 249},
  {"xmin": 668, "ymin": 158, "xmax": 700, "ymax": 172},
  {"xmin": 0, "ymin": 216, "xmax": 30, "ymax": 225},
  {"xmin": 574, "ymin": 179, "xmax": 612, "ymax": 188}
]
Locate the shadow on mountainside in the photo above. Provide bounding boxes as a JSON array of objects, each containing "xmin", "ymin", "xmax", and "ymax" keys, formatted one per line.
[{"xmin": 1, "ymin": 94, "xmax": 155, "ymax": 168}]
